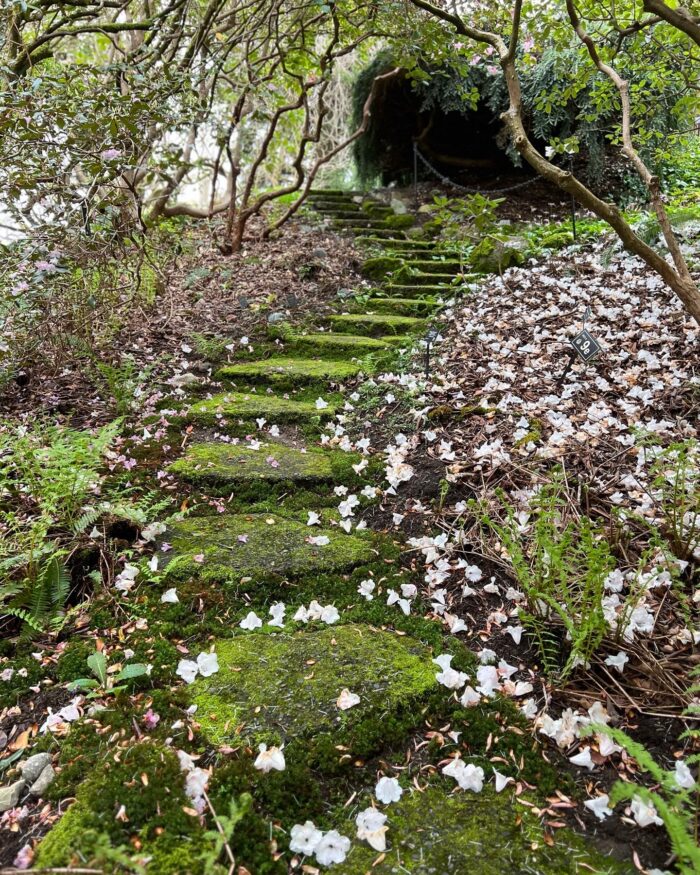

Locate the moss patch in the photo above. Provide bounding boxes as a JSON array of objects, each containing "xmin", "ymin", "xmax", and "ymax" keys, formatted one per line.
[
  {"xmin": 328, "ymin": 314, "xmax": 427, "ymax": 337},
  {"xmin": 187, "ymin": 391, "xmax": 334, "ymax": 428},
  {"xmin": 361, "ymin": 256, "xmax": 404, "ymax": 281},
  {"xmin": 161, "ymin": 512, "xmax": 375, "ymax": 584},
  {"xmin": 169, "ymin": 440, "xmax": 355, "ymax": 486},
  {"xmin": 34, "ymin": 743, "xmax": 206, "ymax": 875},
  {"xmin": 332, "ymin": 785, "xmax": 633, "ymax": 874},
  {"xmin": 191, "ymin": 624, "xmax": 437, "ymax": 759},
  {"xmin": 362, "ymin": 297, "xmax": 441, "ymax": 317},
  {"xmin": 217, "ymin": 356, "xmax": 363, "ymax": 387},
  {"xmin": 284, "ymin": 332, "xmax": 404, "ymax": 359}
]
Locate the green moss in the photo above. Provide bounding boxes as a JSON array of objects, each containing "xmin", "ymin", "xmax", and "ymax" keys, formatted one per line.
[
  {"xmin": 161, "ymin": 512, "xmax": 376, "ymax": 585},
  {"xmin": 0, "ymin": 653, "xmax": 47, "ymax": 708},
  {"xmin": 331, "ymin": 785, "xmax": 633, "ymax": 874},
  {"xmin": 361, "ymin": 256, "xmax": 403, "ymax": 281},
  {"xmin": 191, "ymin": 624, "xmax": 437, "ymax": 762},
  {"xmin": 402, "ymin": 258, "xmax": 463, "ymax": 275},
  {"xmin": 469, "ymin": 236, "xmax": 527, "ymax": 273},
  {"xmin": 169, "ymin": 440, "xmax": 358, "ymax": 487},
  {"xmin": 284, "ymin": 332, "xmax": 404, "ymax": 359},
  {"xmin": 382, "ymin": 214, "xmax": 415, "ymax": 230},
  {"xmin": 186, "ymin": 391, "xmax": 335, "ymax": 428},
  {"xmin": 361, "ymin": 297, "xmax": 441, "ymax": 317},
  {"xmin": 328, "ymin": 314, "xmax": 426, "ymax": 337},
  {"xmin": 35, "ymin": 743, "xmax": 205, "ymax": 873},
  {"xmin": 385, "ymin": 283, "xmax": 452, "ymax": 299},
  {"xmin": 216, "ymin": 356, "xmax": 363, "ymax": 387}
]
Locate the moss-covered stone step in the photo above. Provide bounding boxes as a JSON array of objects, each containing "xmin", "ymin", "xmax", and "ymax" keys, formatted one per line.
[
  {"xmin": 187, "ymin": 391, "xmax": 335, "ymax": 427},
  {"xmin": 357, "ymin": 237, "xmax": 435, "ymax": 250},
  {"xmin": 217, "ymin": 356, "xmax": 362, "ymax": 387},
  {"xmin": 308, "ymin": 189, "xmax": 361, "ymax": 199},
  {"xmin": 311, "ymin": 201, "xmax": 361, "ymax": 212},
  {"xmin": 161, "ymin": 513, "xmax": 376, "ymax": 584},
  {"xmin": 386, "ymin": 283, "xmax": 454, "ymax": 299},
  {"xmin": 169, "ymin": 440, "xmax": 355, "ymax": 487},
  {"xmin": 393, "ymin": 271, "xmax": 457, "ymax": 287},
  {"xmin": 347, "ymin": 227, "xmax": 405, "ymax": 239},
  {"xmin": 332, "ymin": 785, "xmax": 633, "ymax": 875},
  {"xmin": 283, "ymin": 332, "xmax": 404, "ymax": 358},
  {"xmin": 328, "ymin": 313, "xmax": 427, "ymax": 337},
  {"xmin": 190, "ymin": 625, "xmax": 437, "ymax": 759},
  {"xmin": 403, "ymin": 259, "xmax": 463, "ymax": 275},
  {"xmin": 363, "ymin": 297, "xmax": 442, "ymax": 317},
  {"xmin": 332, "ymin": 216, "xmax": 383, "ymax": 228}
]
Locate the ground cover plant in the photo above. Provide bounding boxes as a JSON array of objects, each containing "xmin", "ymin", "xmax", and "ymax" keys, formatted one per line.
[{"xmin": 1, "ymin": 1, "xmax": 699, "ymax": 873}]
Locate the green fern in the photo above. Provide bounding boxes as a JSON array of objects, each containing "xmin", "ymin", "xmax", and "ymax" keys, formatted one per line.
[{"xmin": 587, "ymin": 722, "xmax": 700, "ymax": 873}]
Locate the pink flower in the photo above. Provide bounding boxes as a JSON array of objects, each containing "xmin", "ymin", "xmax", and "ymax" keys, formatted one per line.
[
  {"xmin": 101, "ymin": 148, "xmax": 122, "ymax": 160},
  {"xmin": 13, "ymin": 845, "xmax": 34, "ymax": 870},
  {"xmin": 237, "ymin": 534, "xmax": 249, "ymax": 543},
  {"xmin": 193, "ymin": 554, "xmax": 205, "ymax": 563},
  {"xmin": 143, "ymin": 708, "xmax": 160, "ymax": 730},
  {"xmin": 35, "ymin": 261, "xmax": 57, "ymax": 272},
  {"xmin": 267, "ymin": 456, "xmax": 280, "ymax": 468},
  {"xmin": 487, "ymin": 65, "xmax": 500, "ymax": 75},
  {"xmin": 523, "ymin": 37, "xmax": 535, "ymax": 51}
]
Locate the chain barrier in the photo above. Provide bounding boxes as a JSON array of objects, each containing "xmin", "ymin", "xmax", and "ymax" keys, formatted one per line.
[{"xmin": 413, "ymin": 143, "xmax": 540, "ymax": 196}]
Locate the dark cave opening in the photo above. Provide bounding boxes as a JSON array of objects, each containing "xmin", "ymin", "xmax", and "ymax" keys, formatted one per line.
[{"xmin": 359, "ymin": 70, "xmax": 518, "ymax": 186}]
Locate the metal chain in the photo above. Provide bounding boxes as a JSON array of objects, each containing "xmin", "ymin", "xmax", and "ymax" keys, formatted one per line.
[{"xmin": 414, "ymin": 144, "xmax": 540, "ymax": 195}]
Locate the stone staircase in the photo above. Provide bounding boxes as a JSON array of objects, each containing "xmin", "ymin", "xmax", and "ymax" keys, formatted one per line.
[{"xmin": 32, "ymin": 190, "xmax": 633, "ymax": 875}]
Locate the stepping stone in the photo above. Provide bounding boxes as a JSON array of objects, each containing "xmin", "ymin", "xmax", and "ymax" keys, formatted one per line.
[
  {"xmin": 161, "ymin": 513, "xmax": 376, "ymax": 584},
  {"xmin": 328, "ymin": 313, "xmax": 427, "ymax": 337},
  {"xmin": 169, "ymin": 441, "xmax": 354, "ymax": 486},
  {"xmin": 311, "ymin": 202, "xmax": 361, "ymax": 212},
  {"xmin": 187, "ymin": 391, "xmax": 334, "ymax": 427},
  {"xmin": 345, "ymin": 227, "xmax": 404, "ymax": 239},
  {"xmin": 386, "ymin": 283, "xmax": 453, "ymax": 299},
  {"xmin": 404, "ymin": 259, "xmax": 463, "ymax": 275},
  {"xmin": 284, "ymin": 332, "xmax": 403, "ymax": 358},
  {"xmin": 308, "ymin": 189, "xmax": 361, "ymax": 198},
  {"xmin": 393, "ymin": 271, "xmax": 457, "ymax": 287},
  {"xmin": 331, "ymin": 785, "xmax": 633, "ymax": 874},
  {"xmin": 217, "ymin": 357, "xmax": 362, "ymax": 387},
  {"xmin": 363, "ymin": 297, "xmax": 442, "ymax": 317},
  {"xmin": 356, "ymin": 237, "xmax": 435, "ymax": 250},
  {"xmin": 190, "ymin": 625, "xmax": 437, "ymax": 759}
]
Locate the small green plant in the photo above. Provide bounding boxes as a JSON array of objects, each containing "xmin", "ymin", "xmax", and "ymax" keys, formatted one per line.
[
  {"xmin": 642, "ymin": 437, "xmax": 700, "ymax": 563},
  {"xmin": 586, "ymin": 700, "xmax": 700, "ymax": 874},
  {"xmin": 68, "ymin": 649, "xmax": 149, "ymax": 698},
  {"xmin": 426, "ymin": 193, "xmax": 505, "ymax": 243},
  {"xmin": 93, "ymin": 356, "xmax": 151, "ymax": 417},
  {"xmin": 479, "ymin": 473, "xmax": 615, "ymax": 680},
  {"xmin": 198, "ymin": 793, "xmax": 253, "ymax": 874}
]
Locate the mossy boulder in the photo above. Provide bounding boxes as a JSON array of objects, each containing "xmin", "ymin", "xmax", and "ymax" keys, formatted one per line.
[
  {"xmin": 360, "ymin": 256, "xmax": 404, "ymax": 281},
  {"xmin": 469, "ymin": 235, "xmax": 527, "ymax": 273},
  {"xmin": 191, "ymin": 624, "xmax": 438, "ymax": 763},
  {"xmin": 539, "ymin": 230, "xmax": 575, "ymax": 250},
  {"xmin": 328, "ymin": 313, "xmax": 426, "ymax": 337},
  {"xmin": 169, "ymin": 440, "xmax": 357, "ymax": 487},
  {"xmin": 34, "ymin": 743, "xmax": 207, "ymax": 875},
  {"xmin": 187, "ymin": 391, "xmax": 335, "ymax": 428},
  {"xmin": 216, "ymin": 356, "xmax": 363, "ymax": 387},
  {"xmin": 331, "ymin": 785, "xmax": 633, "ymax": 874},
  {"xmin": 161, "ymin": 513, "xmax": 377, "ymax": 585}
]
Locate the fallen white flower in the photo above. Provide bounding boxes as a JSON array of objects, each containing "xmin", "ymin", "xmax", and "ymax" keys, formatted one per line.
[
  {"xmin": 240, "ymin": 611, "xmax": 263, "ymax": 631},
  {"xmin": 442, "ymin": 759, "xmax": 484, "ymax": 792},
  {"xmin": 289, "ymin": 821, "xmax": 323, "ymax": 855},
  {"xmin": 631, "ymin": 796, "xmax": 662, "ymax": 827},
  {"xmin": 584, "ymin": 794, "xmax": 613, "ymax": 821},
  {"xmin": 160, "ymin": 587, "xmax": 179, "ymax": 603},
  {"xmin": 253, "ymin": 743, "xmax": 285, "ymax": 773},
  {"xmin": 375, "ymin": 776, "xmax": 403, "ymax": 804},
  {"xmin": 314, "ymin": 830, "xmax": 351, "ymax": 866},
  {"xmin": 355, "ymin": 807, "xmax": 388, "ymax": 852},
  {"xmin": 337, "ymin": 688, "xmax": 361, "ymax": 710}
]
